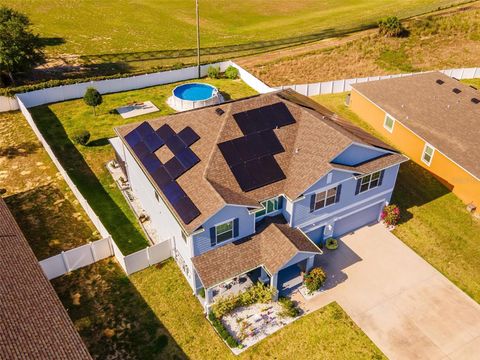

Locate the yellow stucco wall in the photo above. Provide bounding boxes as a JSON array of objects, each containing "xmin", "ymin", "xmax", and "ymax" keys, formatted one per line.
[{"xmin": 350, "ymin": 89, "xmax": 480, "ymax": 214}]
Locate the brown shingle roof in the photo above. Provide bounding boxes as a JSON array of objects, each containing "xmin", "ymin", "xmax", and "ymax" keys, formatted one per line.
[
  {"xmin": 116, "ymin": 90, "xmax": 406, "ymax": 233},
  {"xmin": 191, "ymin": 216, "xmax": 321, "ymax": 289},
  {"xmin": 352, "ymin": 72, "xmax": 480, "ymax": 179},
  {"xmin": 0, "ymin": 198, "xmax": 92, "ymax": 360}
]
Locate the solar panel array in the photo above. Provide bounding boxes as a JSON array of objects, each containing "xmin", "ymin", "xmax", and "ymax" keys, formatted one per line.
[
  {"xmin": 125, "ymin": 122, "xmax": 201, "ymax": 224},
  {"xmin": 218, "ymin": 103, "xmax": 295, "ymax": 192}
]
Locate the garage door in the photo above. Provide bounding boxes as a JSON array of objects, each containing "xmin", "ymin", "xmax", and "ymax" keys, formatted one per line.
[{"xmin": 333, "ymin": 203, "xmax": 382, "ymax": 237}]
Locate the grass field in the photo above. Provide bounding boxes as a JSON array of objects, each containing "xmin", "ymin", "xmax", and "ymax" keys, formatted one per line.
[
  {"xmin": 312, "ymin": 92, "xmax": 480, "ymax": 303},
  {"xmin": 0, "ymin": 111, "xmax": 98, "ymax": 259},
  {"xmin": 247, "ymin": 4, "xmax": 480, "ymax": 85},
  {"xmin": 0, "ymin": 0, "xmax": 468, "ymax": 78},
  {"xmin": 53, "ymin": 258, "xmax": 385, "ymax": 360},
  {"xmin": 30, "ymin": 78, "xmax": 257, "ymax": 255}
]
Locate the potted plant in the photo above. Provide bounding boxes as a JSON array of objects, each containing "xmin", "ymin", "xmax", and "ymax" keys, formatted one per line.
[
  {"xmin": 381, "ymin": 204, "xmax": 400, "ymax": 230},
  {"xmin": 325, "ymin": 237, "xmax": 338, "ymax": 250}
]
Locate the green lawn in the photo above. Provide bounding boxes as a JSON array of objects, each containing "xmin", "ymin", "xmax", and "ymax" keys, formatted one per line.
[
  {"xmin": 30, "ymin": 78, "xmax": 257, "ymax": 255},
  {"xmin": 312, "ymin": 92, "xmax": 480, "ymax": 303},
  {"xmin": 0, "ymin": 111, "xmax": 98, "ymax": 259},
  {"xmin": 1, "ymin": 0, "xmax": 466, "ymax": 74},
  {"xmin": 53, "ymin": 258, "xmax": 385, "ymax": 360}
]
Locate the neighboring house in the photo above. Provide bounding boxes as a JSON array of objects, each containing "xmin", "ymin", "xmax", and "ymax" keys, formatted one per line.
[
  {"xmin": 350, "ymin": 72, "xmax": 480, "ymax": 215},
  {"xmin": 0, "ymin": 197, "xmax": 92, "ymax": 360},
  {"xmin": 111, "ymin": 89, "xmax": 407, "ymax": 310}
]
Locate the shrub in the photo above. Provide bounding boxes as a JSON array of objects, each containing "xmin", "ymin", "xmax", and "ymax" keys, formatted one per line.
[
  {"xmin": 83, "ymin": 87, "xmax": 103, "ymax": 115},
  {"xmin": 208, "ymin": 312, "xmax": 239, "ymax": 348},
  {"xmin": 381, "ymin": 204, "xmax": 400, "ymax": 226},
  {"xmin": 225, "ymin": 65, "xmax": 239, "ymax": 79},
  {"xmin": 325, "ymin": 237, "xmax": 338, "ymax": 250},
  {"xmin": 278, "ymin": 297, "xmax": 300, "ymax": 318},
  {"xmin": 303, "ymin": 267, "xmax": 326, "ymax": 294},
  {"xmin": 207, "ymin": 65, "xmax": 220, "ymax": 79},
  {"xmin": 71, "ymin": 130, "xmax": 90, "ymax": 146},
  {"xmin": 378, "ymin": 16, "xmax": 406, "ymax": 37},
  {"xmin": 211, "ymin": 282, "xmax": 274, "ymax": 318}
]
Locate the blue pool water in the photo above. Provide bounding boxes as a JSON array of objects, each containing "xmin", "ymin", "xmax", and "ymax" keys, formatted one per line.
[{"xmin": 173, "ymin": 83, "xmax": 216, "ymax": 101}]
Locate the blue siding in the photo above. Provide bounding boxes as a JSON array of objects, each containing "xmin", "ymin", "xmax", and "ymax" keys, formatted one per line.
[
  {"xmin": 293, "ymin": 165, "xmax": 399, "ymax": 230},
  {"xmin": 332, "ymin": 144, "xmax": 388, "ymax": 166},
  {"xmin": 306, "ymin": 226, "xmax": 325, "ymax": 245},
  {"xmin": 192, "ymin": 205, "xmax": 255, "ymax": 256}
]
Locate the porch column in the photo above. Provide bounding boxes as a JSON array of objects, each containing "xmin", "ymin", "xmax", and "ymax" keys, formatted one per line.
[
  {"xmin": 270, "ymin": 272, "xmax": 279, "ymax": 301},
  {"xmin": 260, "ymin": 267, "xmax": 269, "ymax": 283},
  {"xmin": 205, "ymin": 287, "xmax": 213, "ymax": 312},
  {"xmin": 306, "ymin": 255, "xmax": 315, "ymax": 273}
]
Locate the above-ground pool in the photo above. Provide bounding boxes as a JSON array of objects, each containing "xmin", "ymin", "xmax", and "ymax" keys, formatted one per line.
[{"xmin": 168, "ymin": 82, "xmax": 223, "ymax": 111}]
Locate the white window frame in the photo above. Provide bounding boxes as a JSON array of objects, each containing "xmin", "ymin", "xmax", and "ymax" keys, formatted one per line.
[
  {"xmin": 421, "ymin": 143, "xmax": 435, "ymax": 166},
  {"xmin": 314, "ymin": 186, "xmax": 338, "ymax": 211},
  {"xmin": 215, "ymin": 220, "xmax": 234, "ymax": 244},
  {"xmin": 358, "ymin": 171, "xmax": 381, "ymax": 194},
  {"xmin": 255, "ymin": 197, "xmax": 280, "ymax": 219},
  {"xmin": 383, "ymin": 114, "xmax": 395, "ymax": 133}
]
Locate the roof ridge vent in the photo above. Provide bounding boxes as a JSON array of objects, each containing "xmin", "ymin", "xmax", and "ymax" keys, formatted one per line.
[
  {"xmin": 436, "ymin": 79, "xmax": 444, "ymax": 85},
  {"xmin": 470, "ymin": 85, "xmax": 477, "ymax": 90},
  {"xmin": 452, "ymin": 88, "xmax": 461, "ymax": 94}
]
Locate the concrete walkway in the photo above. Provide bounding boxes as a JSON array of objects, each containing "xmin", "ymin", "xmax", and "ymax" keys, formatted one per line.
[{"xmin": 292, "ymin": 223, "xmax": 480, "ymax": 360}]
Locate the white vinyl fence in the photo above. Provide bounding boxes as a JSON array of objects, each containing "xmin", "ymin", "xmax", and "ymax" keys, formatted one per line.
[
  {"xmin": 15, "ymin": 60, "xmax": 271, "ymax": 280},
  {"xmin": 0, "ymin": 96, "xmax": 19, "ymax": 112},
  {"xmin": 276, "ymin": 67, "xmax": 480, "ymax": 96}
]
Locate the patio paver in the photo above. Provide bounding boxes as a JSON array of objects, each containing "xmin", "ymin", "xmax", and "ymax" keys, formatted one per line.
[{"xmin": 293, "ymin": 223, "xmax": 480, "ymax": 360}]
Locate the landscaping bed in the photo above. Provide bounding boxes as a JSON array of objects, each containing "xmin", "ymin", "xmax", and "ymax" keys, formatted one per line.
[
  {"xmin": 29, "ymin": 78, "xmax": 257, "ymax": 255},
  {"xmin": 312, "ymin": 91, "xmax": 480, "ymax": 304},
  {"xmin": 0, "ymin": 111, "xmax": 98, "ymax": 259}
]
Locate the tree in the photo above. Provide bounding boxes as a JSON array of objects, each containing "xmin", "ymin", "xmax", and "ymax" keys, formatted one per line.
[
  {"xmin": 0, "ymin": 6, "xmax": 44, "ymax": 85},
  {"xmin": 83, "ymin": 87, "xmax": 103, "ymax": 115},
  {"xmin": 378, "ymin": 16, "xmax": 406, "ymax": 37}
]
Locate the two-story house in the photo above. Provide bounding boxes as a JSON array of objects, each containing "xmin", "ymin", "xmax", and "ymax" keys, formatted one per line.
[{"xmin": 111, "ymin": 89, "xmax": 407, "ymax": 310}]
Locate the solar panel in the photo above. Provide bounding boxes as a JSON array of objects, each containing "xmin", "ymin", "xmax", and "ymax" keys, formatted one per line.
[
  {"xmin": 166, "ymin": 135, "xmax": 186, "ymax": 154},
  {"xmin": 141, "ymin": 153, "xmax": 162, "ymax": 173},
  {"xmin": 143, "ymin": 132, "xmax": 164, "ymax": 153},
  {"xmin": 269, "ymin": 102, "xmax": 295, "ymax": 127},
  {"xmin": 165, "ymin": 157, "xmax": 186, "ymax": 179},
  {"xmin": 156, "ymin": 124, "xmax": 176, "ymax": 141},
  {"xmin": 247, "ymin": 156, "xmax": 285, "ymax": 189},
  {"xmin": 234, "ymin": 102, "xmax": 295, "ymax": 135},
  {"xmin": 259, "ymin": 130, "xmax": 284, "ymax": 154},
  {"xmin": 135, "ymin": 121, "xmax": 155, "ymax": 138},
  {"xmin": 176, "ymin": 148, "xmax": 200, "ymax": 169},
  {"xmin": 171, "ymin": 196, "xmax": 201, "ymax": 224},
  {"xmin": 124, "ymin": 130, "xmax": 142, "ymax": 148},
  {"xmin": 163, "ymin": 181, "xmax": 186, "ymax": 204},
  {"xmin": 218, "ymin": 141, "xmax": 241, "ymax": 167},
  {"xmin": 232, "ymin": 136, "xmax": 256, "ymax": 162},
  {"xmin": 151, "ymin": 166, "xmax": 172, "ymax": 189},
  {"xmin": 230, "ymin": 163, "xmax": 255, "ymax": 191},
  {"xmin": 132, "ymin": 141, "xmax": 149, "ymax": 160},
  {"xmin": 178, "ymin": 127, "xmax": 200, "ymax": 147}
]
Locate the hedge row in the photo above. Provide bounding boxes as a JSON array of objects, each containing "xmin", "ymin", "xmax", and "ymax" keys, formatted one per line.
[{"xmin": 208, "ymin": 312, "xmax": 239, "ymax": 348}]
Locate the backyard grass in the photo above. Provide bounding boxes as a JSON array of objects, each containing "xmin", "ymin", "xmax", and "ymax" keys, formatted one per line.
[
  {"xmin": 247, "ymin": 4, "xmax": 480, "ymax": 85},
  {"xmin": 312, "ymin": 92, "xmax": 480, "ymax": 303},
  {"xmin": 0, "ymin": 0, "xmax": 467, "ymax": 78},
  {"xmin": 53, "ymin": 258, "xmax": 385, "ymax": 360},
  {"xmin": 0, "ymin": 111, "xmax": 98, "ymax": 259},
  {"xmin": 30, "ymin": 78, "xmax": 257, "ymax": 255}
]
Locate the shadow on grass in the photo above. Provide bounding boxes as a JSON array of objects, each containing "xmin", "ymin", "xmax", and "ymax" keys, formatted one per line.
[
  {"xmin": 5, "ymin": 184, "xmax": 98, "ymax": 260},
  {"xmin": 392, "ymin": 160, "xmax": 450, "ymax": 224},
  {"xmin": 52, "ymin": 258, "xmax": 188, "ymax": 360},
  {"xmin": 0, "ymin": 141, "xmax": 40, "ymax": 159},
  {"xmin": 39, "ymin": 37, "xmax": 66, "ymax": 47},
  {"xmin": 88, "ymin": 137, "xmax": 110, "ymax": 147},
  {"xmin": 29, "ymin": 106, "xmax": 148, "ymax": 254}
]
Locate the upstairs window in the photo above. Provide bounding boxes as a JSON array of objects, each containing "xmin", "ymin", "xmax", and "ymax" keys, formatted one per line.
[
  {"xmin": 255, "ymin": 197, "xmax": 282, "ymax": 219},
  {"xmin": 310, "ymin": 185, "xmax": 341, "ymax": 212},
  {"xmin": 215, "ymin": 220, "xmax": 234, "ymax": 243},
  {"xmin": 421, "ymin": 144, "xmax": 435, "ymax": 166},
  {"xmin": 384, "ymin": 114, "xmax": 395, "ymax": 133},
  {"xmin": 356, "ymin": 171, "xmax": 383, "ymax": 194}
]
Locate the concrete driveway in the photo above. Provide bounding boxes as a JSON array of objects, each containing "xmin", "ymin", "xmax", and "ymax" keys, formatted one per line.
[{"xmin": 293, "ymin": 223, "xmax": 480, "ymax": 360}]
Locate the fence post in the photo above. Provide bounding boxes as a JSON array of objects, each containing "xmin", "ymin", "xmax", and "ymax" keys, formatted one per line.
[
  {"xmin": 89, "ymin": 241, "xmax": 97, "ymax": 262},
  {"xmin": 61, "ymin": 251, "xmax": 70, "ymax": 273}
]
